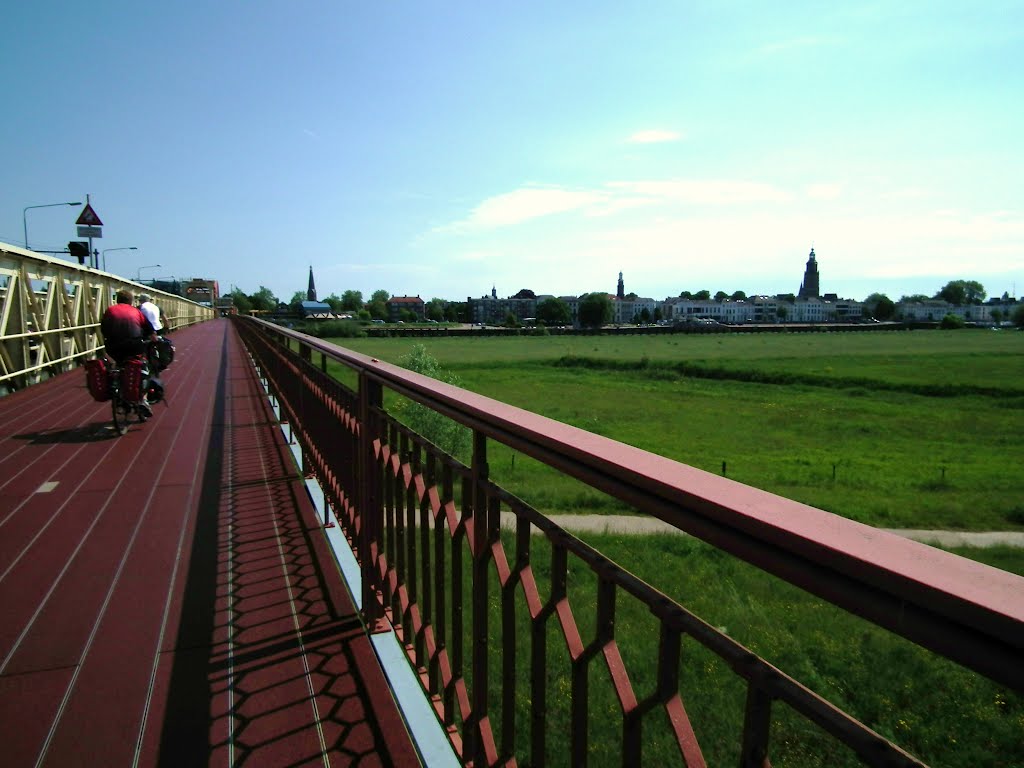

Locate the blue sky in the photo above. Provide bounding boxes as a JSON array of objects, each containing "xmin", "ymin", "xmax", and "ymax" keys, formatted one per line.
[{"xmin": 3, "ymin": 2, "xmax": 1022, "ymax": 303}]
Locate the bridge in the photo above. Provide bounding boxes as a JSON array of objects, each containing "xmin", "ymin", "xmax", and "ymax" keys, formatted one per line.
[{"xmin": 1, "ymin": 243, "xmax": 1022, "ymax": 767}]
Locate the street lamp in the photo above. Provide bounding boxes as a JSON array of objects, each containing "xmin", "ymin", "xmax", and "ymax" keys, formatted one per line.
[
  {"xmin": 137, "ymin": 264, "xmax": 161, "ymax": 282},
  {"xmin": 102, "ymin": 246, "xmax": 137, "ymax": 272},
  {"xmin": 23, "ymin": 201, "xmax": 82, "ymax": 249}
]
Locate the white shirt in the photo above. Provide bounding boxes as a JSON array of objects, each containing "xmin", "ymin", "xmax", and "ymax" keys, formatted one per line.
[{"xmin": 139, "ymin": 301, "xmax": 163, "ymax": 332}]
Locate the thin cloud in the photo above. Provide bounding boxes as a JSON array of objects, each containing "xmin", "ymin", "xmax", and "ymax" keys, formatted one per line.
[
  {"xmin": 608, "ymin": 179, "xmax": 791, "ymax": 205},
  {"xmin": 433, "ymin": 179, "xmax": 794, "ymax": 235},
  {"xmin": 627, "ymin": 129, "xmax": 683, "ymax": 144},
  {"xmin": 435, "ymin": 186, "xmax": 607, "ymax": 233}
]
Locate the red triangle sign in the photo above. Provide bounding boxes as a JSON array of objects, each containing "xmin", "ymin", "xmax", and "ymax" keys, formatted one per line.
[{"xmin": 76, "ymin": 204, "xmax": 103, "ymax": 226}]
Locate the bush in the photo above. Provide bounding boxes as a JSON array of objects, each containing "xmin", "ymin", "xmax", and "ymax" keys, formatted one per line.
[
  {"xmin": 307, "ymin": 320, "xmax": 366, "ymax": 338},
  {"xmin": 940, "ymin": 314, "xmax": 965, "ymax": 329},
  {"xmin": 395, "ymin": 344, "xmax": 470, "ymax": 458}
]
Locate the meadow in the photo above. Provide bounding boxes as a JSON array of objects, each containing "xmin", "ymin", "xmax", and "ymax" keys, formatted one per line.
[
  {"xmin": 324, "ymin": 328, "xmax": 1024, "ymax": 764},
  {"xmin": 330, "ymin": 329, "xmax": 1024, "ymax": 531},
  {"xmin": 490, "ymin": 532, "xmax": 1024, "ymax": 766}
]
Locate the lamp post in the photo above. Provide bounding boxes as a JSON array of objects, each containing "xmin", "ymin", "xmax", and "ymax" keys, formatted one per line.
[
  {"xmin": 23, "ymin": 201, "xmax": 82, "ymax": 249},
  {"xmin": 102, "ymin": 246, "xmax": 137, "ymax": 272},
  {"xmin": 137, "ymin": 264, "xmax": 161, "ymax": 282}
]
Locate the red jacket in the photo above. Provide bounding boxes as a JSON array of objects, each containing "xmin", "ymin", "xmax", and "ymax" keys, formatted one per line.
[{"xmin": 101, "ymin": 303, "xmax": 153, "ymax": 343}]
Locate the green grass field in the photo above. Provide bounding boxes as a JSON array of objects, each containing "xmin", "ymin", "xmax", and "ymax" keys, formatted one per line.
[
  {"xmin": 504, "ymin": 532, "xmax": 1024, "ymax": 766},
  {"xmin": 332, "ymin": 328, "xmax": 1024, "ymax": 765},
  {"xmin": 329, "ymin": 329, "xmax": 1024, "ymax": 531}
]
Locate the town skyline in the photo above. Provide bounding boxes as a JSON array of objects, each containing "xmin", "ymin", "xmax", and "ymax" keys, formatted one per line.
[{"xmin": 288, "ymin": 248, "xmax": 1010, "ymax": 309}]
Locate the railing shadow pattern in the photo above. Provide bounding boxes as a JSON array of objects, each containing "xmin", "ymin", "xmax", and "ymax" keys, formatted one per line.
[
  {"xmin": 158, "ymin": 339, "xmax": 398, "ymax": 766},
  {"xmin": 234, "ymin": 316, "xmax": 1022, "ymax": 767}
]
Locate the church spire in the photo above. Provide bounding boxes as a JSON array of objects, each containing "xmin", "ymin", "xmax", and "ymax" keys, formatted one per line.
[
  {"xmin": 798, "ymin": 247, "xmax": 820, "ymax": 298},
  {"xmin": 307, "ymin": 265, "xmax": 317, "ymax": 302},
  {"xmin": 617, "ymin": 271, "xmax": 625, "ymax": 300}
]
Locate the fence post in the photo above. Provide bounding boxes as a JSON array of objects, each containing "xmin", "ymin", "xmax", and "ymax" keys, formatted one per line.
[
  {"xmin": 468, "ymin": 430, "xmax": 491, "ymax": 766},
  {"xmin": 359, "ymin": 371, "xmax": 385, "ymax": 629},
  {"xmin": 741, "ymin": 680, "xmax": 773, "ymax": 767}
]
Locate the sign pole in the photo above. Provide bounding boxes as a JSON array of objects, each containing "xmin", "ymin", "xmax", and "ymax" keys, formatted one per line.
[{"xmin": 86, "ymin": 194, "xmax": 94, "ymax": 268}]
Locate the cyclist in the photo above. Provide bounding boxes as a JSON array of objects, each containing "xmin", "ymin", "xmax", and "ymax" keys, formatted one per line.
[
  {"xmin": 137, "ymin": 292, "xmax": 163, "ymax": 334},
  {"xmin": 101, "ymin": 289, "xmax": 158, "ymax": 418},
  {"xmin": 137, "ymin": 292, "xmax": 170, "ymax": 374}
]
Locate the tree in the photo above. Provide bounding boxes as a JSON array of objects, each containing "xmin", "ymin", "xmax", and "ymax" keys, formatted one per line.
[
  {"xmin": 777, "ymin": 305, "xmax": 788, "ymax": 321},
  {"xmin": 679, "ymin": 291, "xmax": 693, "ymax": 299},
  {"xmin": 324, "ymin": 293, "xmax": 343, "ymax": 312},
  {"xmin": 504, "ymin": 311, "xmax": 518, "ymax": 328},
  {"xmin": 731, "ymin": 290, "xmax": 747, "ymax": 301},
  {"xmin": 1012, "ymin": 305, "xmax": 1024, "ymax": 327},
  {"xmin": 578, "ymin": 293, "xmax": 613, "ymax": 328},
  {"xmin": 693, "ymin": 290, "xmax": 711, "ymax": 300},
  {"xmin": 341, "ymin": 290, "xmax": 364, "ymax": 311},
  {"xmin": 899, "ymin": 294, "xmax": 930, "ymax": 303},
  {"xmin": 229, "ymin": 288, "xmax": 253, "ymax": 314},
  {"xmin": 639, "ymin": 307, "xmax": 651, "ymax": 323},
  {"xmin": 990, "ymin": 309, "xmax": 1003, "ymax": 325},
  {"xmin": 444, "ymin": 302, "xmax": 466, "ymax": 322},
  {"xmin": 863, "ymin": 292, "xmax": 896, "ymax": 320},
  {"xmin": 875, "ymin": 296, "xmax": 896, "ymax": 320},
  {"xmin": 714, "ymin": 291, "xmax": 728, "ymax": 301},
  {"xmin": 367, "ymin": 290, "xmax": 389, "ymax": 320},
  {"xmin": 776, "ymin": 293, "xmax": 796, "ymax": 303},
  {"xmin": 537, "ymin": 297, "xmax": 571, "ymax": 326},
  {"xmin": 249, "ymin": 286, "xmax": 278, "ymax": 313},
  {"xmin": 425, "ymin": 298, "xmax": 446, "ymax": 321},
  {"xmin": 937, "ymin": 280, "xmax": 986, "ymax": 306},
  {"xmin": 289, "ymin": 291, "xmax": 306, "ymax": 314},
  {"xmin": 653, "ymin": 307, "xmax": 663, "ymax": 322}
]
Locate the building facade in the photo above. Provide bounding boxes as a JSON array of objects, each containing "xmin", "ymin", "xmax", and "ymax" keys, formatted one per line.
[{"xmin": 386, "ymin": 295, "xmax": 425, "ymax": 322}]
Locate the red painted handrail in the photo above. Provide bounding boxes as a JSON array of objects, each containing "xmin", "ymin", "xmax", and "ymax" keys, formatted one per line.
[{"xmin": 235, "ymin": 316, "xmax": 1023, "ymax": 767}]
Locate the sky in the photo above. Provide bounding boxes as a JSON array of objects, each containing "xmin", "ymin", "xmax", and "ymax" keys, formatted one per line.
[{"xmin": 2, "ymin": 2, "xmax": 1022, "ymax": 304}]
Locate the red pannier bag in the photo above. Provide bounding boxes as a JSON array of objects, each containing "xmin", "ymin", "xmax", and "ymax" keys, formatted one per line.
[
  {"xmin": 119, "ymin": 359, "xmax": 145, "ymax": 402},
  {"xmin": 84, "ymin": 358, "xmax": 111, "ymax": 402}
]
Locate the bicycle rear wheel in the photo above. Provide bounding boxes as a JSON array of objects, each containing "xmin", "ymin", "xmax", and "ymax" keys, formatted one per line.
[{"xmin": 111, "ymin": 396, "xmax": 131, "ymax": 435}]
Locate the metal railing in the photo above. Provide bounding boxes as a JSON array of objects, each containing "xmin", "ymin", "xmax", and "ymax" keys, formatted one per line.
[
  {"xmin": 235, "ymin": 316, "xmax": 1023, "ymax": 767},
  {"xmin": 0, "ymin": 242, "xmax": 214, "ymax": 390}
]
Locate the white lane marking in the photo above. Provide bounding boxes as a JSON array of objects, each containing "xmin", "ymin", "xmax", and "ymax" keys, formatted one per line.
[{"xmin": 36, "ymin": 481, "xmax": 59, "ymax": 494}]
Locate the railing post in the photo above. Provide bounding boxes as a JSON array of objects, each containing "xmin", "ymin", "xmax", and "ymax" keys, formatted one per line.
[
  {"xmin": 359, "ymin": 371, "xmax": 385, "ymax": 628},
  {"xmin": 741, "ymin": 680, "xmax": 773, "ymax": 768},
  {"xmin": 468, "ymin": 429, "xmax": 491, "ymax": 766}
]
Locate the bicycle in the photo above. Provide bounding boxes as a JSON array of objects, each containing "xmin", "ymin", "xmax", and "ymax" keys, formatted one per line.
[
  {"xmin": 106, "ymin": 358, "xmax": 152, "ymax": 435},
  {"xmin": 85, "ymin": 348, "xmax": 166, "ymax": 436}
]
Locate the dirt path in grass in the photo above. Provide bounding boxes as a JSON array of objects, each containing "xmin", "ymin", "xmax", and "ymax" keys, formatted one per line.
[{"xmin": 499, "ymin": 512, "xmax": 1024, "ymax": 548}]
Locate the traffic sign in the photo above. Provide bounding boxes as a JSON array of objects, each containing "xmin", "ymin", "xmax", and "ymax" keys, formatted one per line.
[
  {"xmin": 77, "ymin": 225, "xmax": 102, "ymax": 238},
  {"xmin": 76, "ymin": 203, "xmax": 103, "ymax": 226}
]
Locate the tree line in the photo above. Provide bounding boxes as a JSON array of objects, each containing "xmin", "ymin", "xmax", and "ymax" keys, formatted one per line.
[
  {"xmin": 227, "ymin": 286, "xmax": 471, "ymax": 323},
  {"xmin": 226, "ymin": 278, "xmax": 1023, "ymax": 328}
]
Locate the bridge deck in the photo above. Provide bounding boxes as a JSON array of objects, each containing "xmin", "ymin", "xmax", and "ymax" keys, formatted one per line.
[{"xmin": 0, "ymin": 319, "xmax": 420, "ymax": 767}]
